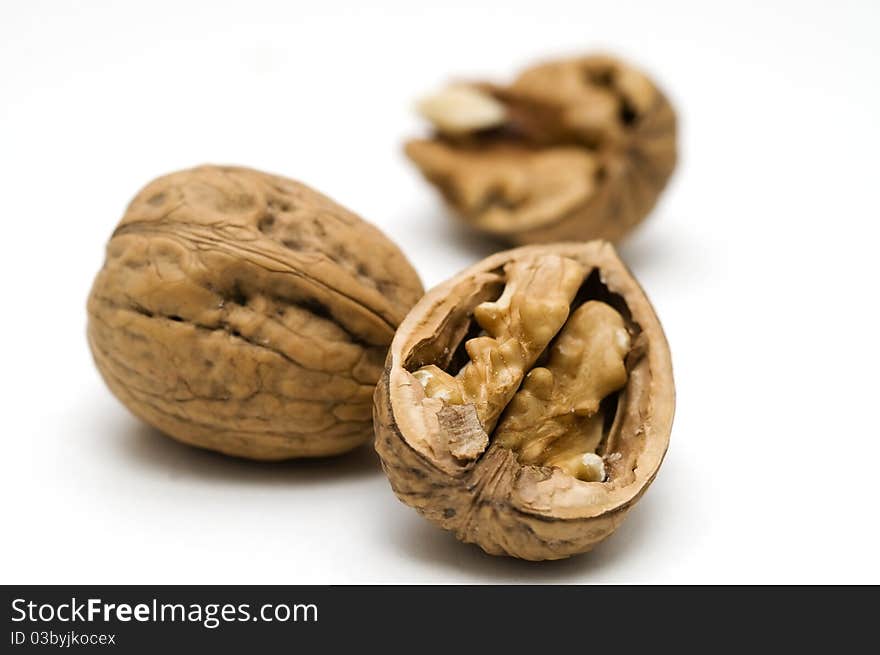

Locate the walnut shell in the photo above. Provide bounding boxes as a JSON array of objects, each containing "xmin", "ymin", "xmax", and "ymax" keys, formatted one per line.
[
  {"xmin": 406, "ymin": 54, "xmax": 678, "ymax": 244},
  {"xmin": 373, "ymin": 242, "xmax": 673, "ymax": 560},
  {"xmin": 88, "ymin": 165, "xmax": 423, "ymax": 460}
]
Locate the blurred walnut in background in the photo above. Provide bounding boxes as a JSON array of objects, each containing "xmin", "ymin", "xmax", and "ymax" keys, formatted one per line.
[
  {"xmin": 407, "ymin": 53, "xmax": 678, "ymax": 244},
  {"xmin": 88, "ymin": 165, "xmax": 423, "ymax": 460}
]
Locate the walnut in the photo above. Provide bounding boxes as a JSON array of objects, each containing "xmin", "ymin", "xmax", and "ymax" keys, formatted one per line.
[
  {"xmin": 87, "ymin": 165, "xmax": 423, "ymax": 460},
  {"xmin": 406, "ymin": 54, "xmax": 678, "ymax": 244},
  {"xmin": 373, "ymin": 241, "xmax": 674, "ymax": 560}
]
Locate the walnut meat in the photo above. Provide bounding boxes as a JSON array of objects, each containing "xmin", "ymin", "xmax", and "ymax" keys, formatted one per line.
[
  {"xmin": 373, "ymin": 242, "xmax": 673, "ymax": 560},
  {"xmin": 406, "ymin": 54, "xmax": 678, "ymax": 244},
  {"xmin": 88, "ymin": 165, "xmax": 423, "ymax": 460}
]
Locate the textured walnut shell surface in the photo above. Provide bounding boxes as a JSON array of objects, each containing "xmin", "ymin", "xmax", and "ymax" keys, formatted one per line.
[
  {"xmin": 406, "ymin": 54, "xmax": 678, "ymax": 245},
  {"xmin": 88, "ymin": 165, "xmax": 423, "ymax": 460},
  {"xmin": 374, "ymin": 242, "xmax": 673, "ymax": 560}
]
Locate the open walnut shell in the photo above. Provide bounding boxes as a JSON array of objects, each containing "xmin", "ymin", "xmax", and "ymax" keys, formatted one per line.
[
  {"xmin": 406, "ymin": 54, "xmax": 677, "ymax": 244},
  {"xmin": 373, "ymin": 242, "xmax": 673, "ymax": 560},
  {"xmin": 88, "ymin": 165, "xmax": 423, "ymax": 460}
]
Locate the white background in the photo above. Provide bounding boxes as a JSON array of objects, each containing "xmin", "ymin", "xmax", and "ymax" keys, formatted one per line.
[{"xmin": 1, "ymin": 0, "xmax": 878, "ymax": 584}]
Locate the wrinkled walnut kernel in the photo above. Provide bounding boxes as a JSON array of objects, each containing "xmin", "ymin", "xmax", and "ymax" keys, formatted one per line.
[
  {"xmin": 412, "ymin": 255, "xmax": 630, "ymax": 482},
  {"xmin": 494, "ymin": 300, "xmax": 630, "ymax": 481},
  {"xmin": 412, "ymin": 254, "xmax": 585, "ymax": 434}
]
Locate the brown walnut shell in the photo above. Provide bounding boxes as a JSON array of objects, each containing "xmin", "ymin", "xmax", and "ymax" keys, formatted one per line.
[
  {"xmin": 88, "ymin": 165, "xmax": 423, "ymax": 460},
  {"xmin": 374, "ymin": 241, "xmax": 673, "ymax": 560},
  {"xmin": 406, "ymin": 54, "xmax": 678, "ymax": 245}
]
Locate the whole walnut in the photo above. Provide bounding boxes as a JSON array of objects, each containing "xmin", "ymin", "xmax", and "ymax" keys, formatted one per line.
[
  {"xmin": 88, "ymin": 165, "xmax": 423, "ymax": 460},
  {"xmin": 374, "ymin": 242, "xmax": 674, "ymax": 560},
  {"xmin": 406, "ymin": 54, "xmax": 678, "ymax": 244}
]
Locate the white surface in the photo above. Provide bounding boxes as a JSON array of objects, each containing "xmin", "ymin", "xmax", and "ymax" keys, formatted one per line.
[{"xmin": 1, "ymin": 0, "xmax": 878, "ymax": 584}]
